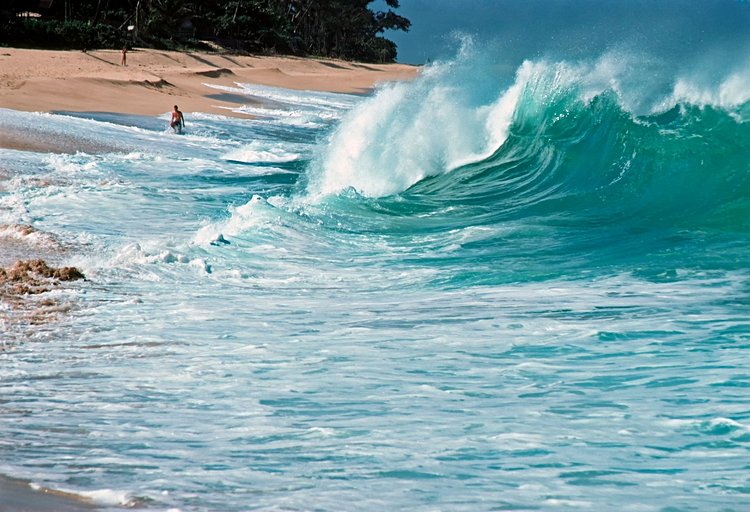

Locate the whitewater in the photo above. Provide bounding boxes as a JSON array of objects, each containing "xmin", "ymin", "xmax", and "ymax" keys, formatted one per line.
[{"xmin": 2, "ymin": 41, "xmax": 750, "ymax": 511}]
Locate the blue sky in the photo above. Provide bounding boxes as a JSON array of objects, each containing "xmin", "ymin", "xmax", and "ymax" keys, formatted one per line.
[{"xmin": 376, "ymin": 0, "xmax": 750, "ymax": 64}]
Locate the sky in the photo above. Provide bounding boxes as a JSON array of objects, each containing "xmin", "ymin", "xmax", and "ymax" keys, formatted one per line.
[{"xmin": 376, "ymin": 0, "xmax": 750, "ymax": 65}]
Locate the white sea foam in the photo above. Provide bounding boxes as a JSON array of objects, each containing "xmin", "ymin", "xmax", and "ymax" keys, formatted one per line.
[
  {"xmin": 204, "ymin": 82, "xmax": 356, "ymax": 126},
  {"xmin": 223, "ymin": 141, "xmax": 301, "ymax": 163},
  {"xmin": 306, "ymin": 59, "xmax": 527, "ymax": 198},
  {"xmin": 226, "ymin": 82, "xmax": 359, "ymax": 110},
  {"xmin": 193, "ymin": 195, "xmax": 276, "ymax": 246},
  {"xmin": 24, "ymin": 482, "xmax": 136, "ymax": 508},
  {"xmin": 77, "ymin": 488, "xmax": 135, "ymax": 507},
  {"xmin": 667, "ymin": 71, "xmax": 750, "ymax": 111}
]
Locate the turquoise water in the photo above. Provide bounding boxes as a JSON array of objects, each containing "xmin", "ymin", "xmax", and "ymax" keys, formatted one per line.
[{"xmin": 1, "ymin": 47, "xmax": 750, "ymax": 511}]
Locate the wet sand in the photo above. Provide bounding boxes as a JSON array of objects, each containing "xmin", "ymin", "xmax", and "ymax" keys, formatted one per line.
[
  {"xmin": 0, "ymin": 124, "xmax": 122, "ymax": 154},
  {"xmin": 0, "ymin": 475, "xmax": 98, "ymax": 512}
]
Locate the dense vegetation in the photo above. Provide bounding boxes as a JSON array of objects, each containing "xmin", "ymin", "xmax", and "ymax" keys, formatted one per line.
[{"xmin": 0, "ymin": 0, "xmax": 410, "ymax": 62}]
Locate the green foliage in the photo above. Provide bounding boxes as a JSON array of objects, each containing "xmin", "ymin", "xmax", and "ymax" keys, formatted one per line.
[
  {"xmin": 275, "ymin": 0, "xmax": 410, "ymax": 61},
  {"xmin": 0, "ymin": 19, "xmax": 126, "ymax": 50},
  {"xmin": 0, "ymin": 0, "xmax": 410, "ymax": 62}
]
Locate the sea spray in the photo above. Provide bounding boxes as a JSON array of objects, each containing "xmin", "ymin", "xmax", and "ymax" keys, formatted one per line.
[
  {"xmin": 305, "ymin": 43, "xmax": 527, "ymax": 198},
  {"xmin": 302, "ymin": 45, "xmax": 750, "ymax": 240}
]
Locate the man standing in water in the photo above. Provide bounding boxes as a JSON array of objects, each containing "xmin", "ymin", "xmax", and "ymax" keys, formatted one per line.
[{"xmin": 170, "ymin": 105, "xmax": 185, "ymax": 133}]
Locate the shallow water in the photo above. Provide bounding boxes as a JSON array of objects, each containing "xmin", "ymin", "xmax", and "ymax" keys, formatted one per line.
[{"xmin": 1, "ymin": 51, "xmax": 750, "ymax": 511}]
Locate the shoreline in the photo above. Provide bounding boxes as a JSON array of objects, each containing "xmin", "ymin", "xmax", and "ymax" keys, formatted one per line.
[
  {"xmin": 0, "ymin": 47, "xmax": 416, "ymax": 116},
  {"xmin": 0, "ymin": 474, "xmax": 99, "ymax": 511},
  {"xmin": 0, "ymin": 47, "xmax": 416, "ymax": 154}
]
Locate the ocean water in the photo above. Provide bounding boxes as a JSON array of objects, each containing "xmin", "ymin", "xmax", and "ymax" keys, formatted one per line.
[{"xmin": 2, "ymin": 42, "xmax": 750, "ymax": 511}]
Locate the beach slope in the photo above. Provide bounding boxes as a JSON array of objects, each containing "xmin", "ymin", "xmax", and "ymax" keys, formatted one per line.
[
  {"xmin": 0, "ymin": 47, "xmax": 416, "ymax": 118},
  {"xmin": 0, "ymin": 475, "xmax": 98, "ymax": 511}
]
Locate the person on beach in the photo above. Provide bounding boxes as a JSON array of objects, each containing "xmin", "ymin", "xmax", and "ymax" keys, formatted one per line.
[
  {"xmin": 121, "ymin": 46, "xmax": 127, "ymax": 66},
  {"xmin": 170, "ymin": 105, "xmax": 185, "ymax": 133}
]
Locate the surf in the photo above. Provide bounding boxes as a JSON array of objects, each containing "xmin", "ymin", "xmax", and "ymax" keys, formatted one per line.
[
  {"xmin": 302, "ymin": 44, "xmax": 750, "ymax": 235},
  {"xmin": 2, "ymin": 12, "xmax": 750, "ymax": 510}
]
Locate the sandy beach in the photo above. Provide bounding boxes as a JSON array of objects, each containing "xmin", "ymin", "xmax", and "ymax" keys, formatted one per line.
[
  {"xmin": 0, "ymin": 47, "xmax": 416, "ymax": 152},
  {"xmin": 0, "ymin": 474, "xmax": 99, "ymax": 512},
  {"xmin": 0, "ymin": 47, "xmax": 416, "ymax": 114}
]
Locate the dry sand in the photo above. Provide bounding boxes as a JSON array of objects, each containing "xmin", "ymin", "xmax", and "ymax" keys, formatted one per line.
[
  {"xmin": 0, "ymin": 47, "xmax": 416, "ymax": 118},
  {"xmin": 0, "ymin": 48, "xmax": 416, "ymax": 154}
]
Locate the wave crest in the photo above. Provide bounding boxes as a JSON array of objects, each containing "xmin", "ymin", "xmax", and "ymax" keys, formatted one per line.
[{"xmin": 305, "ymin": 46, "xmax": 750, "ymax": 232}]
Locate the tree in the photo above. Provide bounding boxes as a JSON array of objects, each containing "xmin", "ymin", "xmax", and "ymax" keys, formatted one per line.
[
  {"xmin": 278, "ymin": 0, "xmax": 409, "ymax": 61},
  {"xmin": 0, "ymin": 0, "xmax": 411, "ymax": 62}
]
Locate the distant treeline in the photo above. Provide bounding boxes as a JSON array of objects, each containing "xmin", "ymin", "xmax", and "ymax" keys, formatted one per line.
[{"xmin": 0, "ymin": 0, "xmax": 410, "ymax": 62}]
